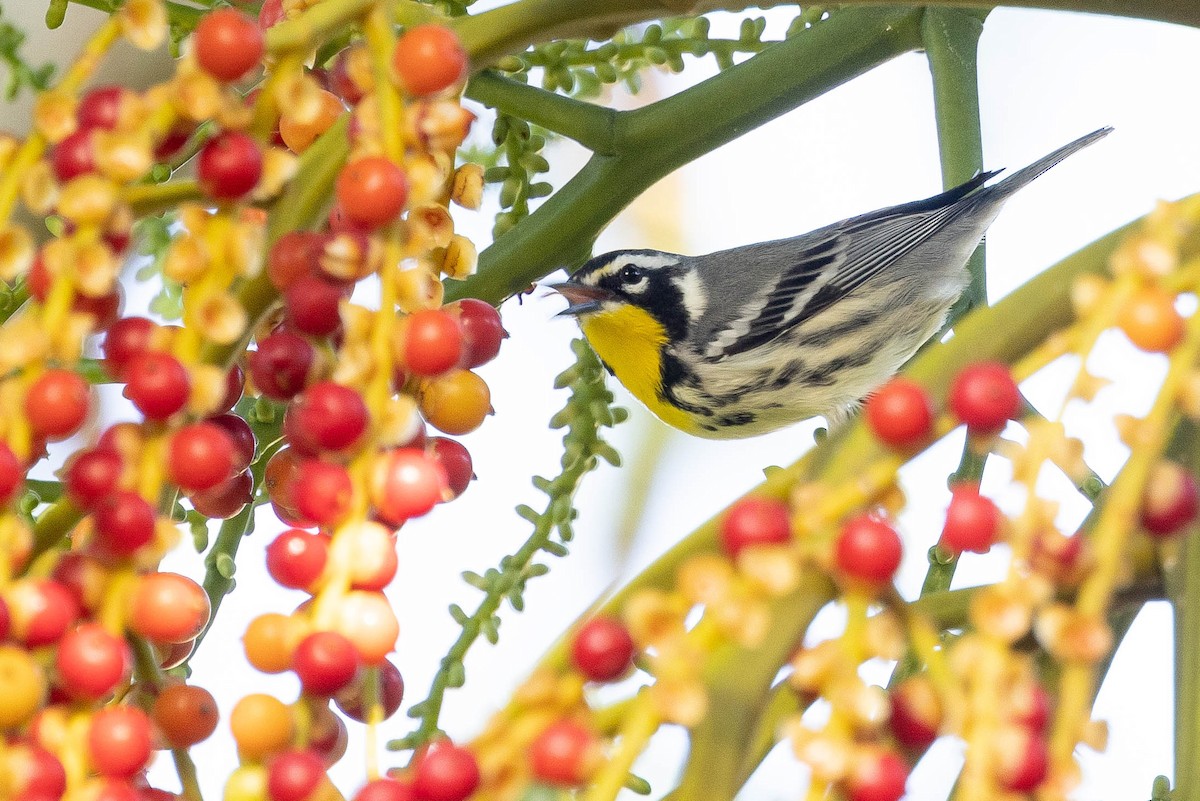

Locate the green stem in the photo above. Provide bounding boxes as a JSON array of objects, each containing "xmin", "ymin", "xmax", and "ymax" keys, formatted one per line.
[
  {"xmin": 1167, "ymin": 424, "xmax": 1200, "ymax": 796},
  {"xmin": 129, "ymin": 636, "xmax": 204, "ymax": 801},
  {"xmin": 447, "ymin": 6, "xmax": 926, "ymax": 305},
  {"xmin": 465, "ymin": 70, "xmax": 617, "ymax": 154},
  {"xmin": 924, "ymin": 7, "xmax": 989, "ymax": 321}
]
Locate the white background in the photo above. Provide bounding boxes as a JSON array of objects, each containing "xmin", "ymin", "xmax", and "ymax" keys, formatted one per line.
[{"xmin": 5, "ymin": 3, "xmax": 1200, "ymax": 799}]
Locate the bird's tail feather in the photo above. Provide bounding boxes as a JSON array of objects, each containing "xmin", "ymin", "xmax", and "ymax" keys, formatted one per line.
[{"xmin": 989, "ymin": 126, "xmax": 1113, "ymax": 199}]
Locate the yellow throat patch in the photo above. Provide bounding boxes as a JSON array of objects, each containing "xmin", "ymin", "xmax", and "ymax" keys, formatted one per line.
[{"xmin": 578, "ymin": 304, "xmax": 700, "ymax": 434}]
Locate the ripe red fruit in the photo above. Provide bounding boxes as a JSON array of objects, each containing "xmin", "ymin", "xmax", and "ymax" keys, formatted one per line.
[
  {"xmin": 153, "ymin": 683, "xmax": 220, "ymax": 748},
  {"xmin": 449, "ymin": 299, "xmax": 505, "ymax": 369},
  {"xmin": 0, "ymin": 441, "xmax": 23, "ymax": 505},
  {"xmin": 208, "ymin": 412, "xmax": 257, "ymax": 469},
  {"xmin": 55, "ymin": 623, "xmax": 131, "ymax": 700},
  {"xmin": 293, "ymin": 631, "xmax": 360, "ymax": 696},
  {"xmin": 26, "ymin": 369, "xmax": 90, "ymax": 441},
  {"xmin": 369, "ymin": 448, "xmax": 448, "ymax": 524},
  {"xmin": 835, "ymin": 515, "xmax": 903, "ymax": 587},
  {"xmin": 216, "ymin": 363, "xmax": 246, "ymax": 414},
  {"xmin": 334, "ymin": 658, "xmax": 404, "ymax": 722},
  {"xmin": 285, "ymin": 275, "xmax": 347, "ymax": 337},
  {"xmin": 571, "ymin": 617, "xmax": 635, "ymax": 682},
  {"xmin": 128, "ymin": 572, "xmax": 210, "ymax": 644},
  {"xmin": 93, "ymin": 490, "xmax": 157, "ymax": 556},
  {"xmin": 77, "ymin": 85, "xmax": 127, "ymax": 131},
  {"xmin": 190, "ymin": 468, "xmax": 254, "ymax": 519},
  {"xmin": 124, "ymin": 352, "xmax": 190, "ymax": 420},
  {"xmin": 411, "ymin": 741, "xmax": 480, "ymax": 801},
  {"xmin": 169, "ymin": 422, "xmax": 236, "ymax": 493},
  {"xmin": 403, "ymin": 310, "xmax": 463, "ymax": 376},
  {"xmin": 1140, "ymin": 461, "xmax": 1199, "ymax": 538},
  {"xmin": 266, "ymin": 529, "xmax": 329, "ymax": 590},
  {"xmin": 103, "ymin": 316, "xmax": 159, "ymax": 378},
  {"xmin": 529, "ymin": 720, "xmax": 599, "ymax": 787},
  {"xmin": 846, "ymin": 748, "xmax": 908, "ymax": 801},
  {"xmin": 996, "ymin": 729, "xmax": 1049, "ymax": 792},
  {"xmin": 1009, "ymin": 680, "xmax": 1052, "ymax": 732},
  {"xmin": 939, "ymin": 485, "xmax": 1002, "ymax": 555},
  {"xmin": 267, "ymin": 749, "xmax": 326, "ymax": 801},
  {"xmin": 719, "ymin": 496, "xmax": 791, "ymax": 558},
  {"xmin": 889, "ymin": 677, "xmax": 941, "ymax": 752},
  {"xmin": 268, "ymin": 231, "xmax": 325, "ymax": 291},
  {"xmin": 287, "ymin": 382, "xmax": 369, "ymax": 454},
  {"xmin": 265, "ymin": 447, "xmax": 316, "ymax": 528},
  {"xmin": 428, "ymin": 438, "xmax": 473, "ymax": 499},
  {"xmin": 335, "ymin": 157, "xmax": 408, "ymax": 229},
  {"xmin": 391, "ymin": 26, "xmax": 468, "ymax": 97},
  {"xmin": 949, "ymin": 362, "xmax": 1021, "ymax": 435},
  {"xmin": 52, "ymin": 129, "xmax": 96, "ymax": 182},
  {"xmin": 356, "ymin": 778, "xmax": 416, "ymax": 801},
  {"xmin": 294, "ymin": 460, "xmax": 354, "ymax": 526},
  {"xmin": 88, "ymin": 706, "xmax": 153, "ymax": 778},
  {"xmin": 4, "ymin": 741, "xmax": 66, "ymax": 799},
  {"xmin": 250, "ymin": 331, "xmax": 316, "ymax": 401},
  {"xmin": 7, "ymin": 579, "xmax": 79, "ymax": 646},
  {"xmin": 194, "ymin": 9, "xmax": 264, "ymax": 82},
  {"xmin": 865, "ymin": 377, "xmax": 934, "ymax": 450},
  {"xmin": 198, "ymin": 131, "xmax": 263, "ymax": 200}
]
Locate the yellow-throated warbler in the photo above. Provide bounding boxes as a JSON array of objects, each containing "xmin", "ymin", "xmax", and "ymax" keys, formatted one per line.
[{"xmin": 552, "ymin": 128, "xmax": 1111, "ymax": 438}]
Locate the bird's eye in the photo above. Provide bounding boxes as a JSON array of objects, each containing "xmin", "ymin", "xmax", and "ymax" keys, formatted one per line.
[{"xmin": 618, "ymin": 264, "xmax": 643, "ymax": 284}]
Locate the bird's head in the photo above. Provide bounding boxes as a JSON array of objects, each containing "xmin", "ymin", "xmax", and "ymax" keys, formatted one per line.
[{"xmin": 550, "ymin": 250, "xmax": 702, "ymax": 343}]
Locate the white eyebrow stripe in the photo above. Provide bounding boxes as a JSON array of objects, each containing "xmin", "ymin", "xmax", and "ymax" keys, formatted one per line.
[{"xmin": 673, "ymin": 270, "xmax": 707, "ymax": 321}]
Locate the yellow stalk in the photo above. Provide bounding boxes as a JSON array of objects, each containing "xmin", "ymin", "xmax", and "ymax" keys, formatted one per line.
[{"xmin": 579, "ymin": 690, "xmax": 660, "ymax": 801}]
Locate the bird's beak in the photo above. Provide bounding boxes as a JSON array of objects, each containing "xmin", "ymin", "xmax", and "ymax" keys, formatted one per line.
[{"xmin": 548, "ymin": 281, "xmax": 615, "ymax": 316}]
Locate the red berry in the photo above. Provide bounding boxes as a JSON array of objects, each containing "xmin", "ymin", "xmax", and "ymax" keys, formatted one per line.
[
  {"xmin": 294, "ymin": 460, "xmax": 353, "ymax": 526},
  {"xmin": 216, "ymin": 363, "xmax": 246, "ymax": 414},
  {"xmin": 93, "ymin": 490, "xmax": 156, "ymax": 556},
  {"xmin": 265, "ymin": 447, "xmax": 316, "ymax": 528},
  {"xmin": 719, "ymin": 497, "xmax": 791, "ymax": 558},
  {"xmin": 335, "ymin": 157, "xmax": 408, "ymax": 229},
  {"xmin": 449, "ymin": 299, "xmax": 505, "ymax": 369},
  {"xmin": 835, "ymin": 515, "xmax": 903, "ymax": 587},
  {"xmin": 334, "ymin": 658, "xmax": 404, "ymax": 722},
  {"xmin": 7, "ymin": 579, "xmax": 79, "ymax": 646},
  {"xmin": 250, "ymin": 331, "xmax": 316, "ymax": 401},
  {"xmin": 169, "ymin": 422, "xmax": 236, "ymax": 493},
  {"xmin": 329, "ymin": 47, "xmax": 368, "ymax": 105},
  {"xmin": 26, "ymin": 369, "xmax": 90, "ymax": 441},
  {"xmin": 55, "ymin": 623, "xmax": 131, "ymax": 700},
  {"xmin": 64, "ymin": 449, "xmax": 122, "ymax": 509},
  {"xmin": 369, "ymin": 449, "xmax": 447, "ymax": 524},
  {"xmin": 287, "ymin": 382, "xmax": 369, "ymax": 454},
  {"xmin": 889, "ymin": 677, "xmax": 941, "ymax": 752},
  {"xmin": 269, "ymin": 231, "xmax": 325, "ymax": 291},
  {"xmin": 996, "ymin": 729, "xmax": 1049, "ymax": 793},
  {"xmin": 391, "ymin": 26, "xmax": 468, "ymax": 97},
  {"xmin": 267, "ymin": 749, "xmax": 325, "ymax": 801},
  {"xmin": 293, "ymin": 631, "xmax": 359, "ymax": 696},
  {"xmin": 403, "ymin": 310, "xmax": 463, "ymax": 376},
  {"xmin": 356, "ymin": 779, "xmax": 416, "ymax": 801},
  {"xmin": 51, "ymin": 129, "xmax": 96, "ymax": 182},
  {"xmin": 411, "ymin": 741, "xmax": 480, "ymax": 801},
  {"xmin": 1141, "ymin": 461, "xmax": 1199, "ymax": 538},
  {"xmin": 77, "ymin": 85, "xmax": 127, "ymax": 131},
  {"xmin": 865, "ymin": 377, "xmax": 934, "ymax": 450},
  {"xmin": 190, "ymin": 469, "xmax": 254, "ymax": 519},
  {"xmin": 103, "ymin": 317, "xmax": 159, "ymax": 378},
  {"xmin": 949, "ymin": 362, "xmax": 1020, "ymax": 434},
  {"xmin": 128, "ymin": 572, "xmax": 210, "ymax": 645},
  {"xmin": 5, "ymin": 741, "xmax": 65, "ymax": 799},
  {"xmin": 846, "ymin": 749, "xmax": 908, "ymax": 801},
  {"xmin": 528, "ymin": 720, "xmax": 598, "ymax": 787},
  {"xmin": 88, "ymin": 706, "xmax": 153, "ymax": 778},
  {"xmin": 197, "ymin": 131, "xmax": 262, "ymax": 200},
  {"xmin": 1009, "ymin": 680, "xmax": 1052, "ymax": 732},
  {"xmin": 571, "ymin": 617, "xmax": 635, "ymax": 682},
  {"xmin": 124, "ymin": 352, "xmax": 190, "ymax": 420},
  {"xmin": 208, "ymin": 412, "xmax": 257, "ymax": 469},
  {"xmin": 194, "ymin": 9, "xmax": 264, "ymax": 83},
  {"xmin": 266, "ymin": 529, "xmax": 329, "ymax": 590},
  {"xmin": 428, "ymin": 438, "xmax": 472, "ymax": 499},
  {"xmin": 0, "ymin": 441, "xmax": 23, "ymax": 505},
  {"xmin": 939, "ymin": 485, "xmax": 1002, "ymax": 555},
  {"xmin": 285, "ymin": 275, "xmax": 347, "ymax": 336}
]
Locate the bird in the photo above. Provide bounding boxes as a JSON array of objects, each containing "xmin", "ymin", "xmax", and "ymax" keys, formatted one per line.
[{"xmin": 551, "ymin": 127, "xmax": 1112, "ymax": 439}]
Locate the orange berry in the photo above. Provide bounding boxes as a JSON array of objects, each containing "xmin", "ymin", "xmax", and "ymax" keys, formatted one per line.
[{"xmin": 1118, "ymin": 286, "xmax": 1185, "ymax": 352}]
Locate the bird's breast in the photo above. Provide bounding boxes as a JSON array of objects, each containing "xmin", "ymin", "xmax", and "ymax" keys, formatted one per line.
[{"xmin": 578, "ymin": 306, "xmax": 701, "ymax": 434}]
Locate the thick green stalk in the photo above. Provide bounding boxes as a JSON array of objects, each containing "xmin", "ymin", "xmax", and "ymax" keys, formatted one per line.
[{"xmin": 448, "ymin": 6, "xmax": 926, "ymax": 305}]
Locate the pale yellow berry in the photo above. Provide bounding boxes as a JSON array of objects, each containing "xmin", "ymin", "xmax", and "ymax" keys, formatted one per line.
[
  {"xmin": 57, "ymin": 175, "xmax": 119, "ymax": 226},
  {"xmin": 0, "ymin": 224, "xmax": 35, "ymax": 283},
  {"xmin": 441, "ymin": 235, "xmax": 478, "ymax": 280},
  {"xmin": 120, "ymin": 0, "xmax": 169, "ymax": 50},
  {"xmin": 451, "ymin": 163, "xmax": 485, "ymax": 210}
]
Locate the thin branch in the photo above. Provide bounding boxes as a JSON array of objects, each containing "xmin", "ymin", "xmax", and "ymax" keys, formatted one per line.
[{"xmin": 465, "ymin": 70, "xmax": 618, "ymax": 154}]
